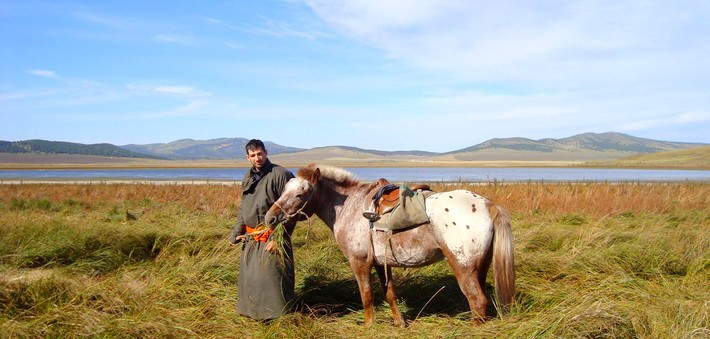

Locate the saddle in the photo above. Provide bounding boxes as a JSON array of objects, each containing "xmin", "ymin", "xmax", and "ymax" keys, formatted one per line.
[{"xmin": 363, "ymin": 178, "xmax": 431, "ymax": 222}]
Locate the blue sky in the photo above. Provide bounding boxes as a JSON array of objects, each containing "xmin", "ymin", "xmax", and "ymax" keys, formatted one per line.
[{"xmin": 2, "ymin": 0, "xmax": 709, "ymax": 152}]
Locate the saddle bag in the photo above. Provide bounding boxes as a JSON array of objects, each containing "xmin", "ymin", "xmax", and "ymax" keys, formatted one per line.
[{"xmin": 371, "ymin": 185, "xmax": 430, "ymax": 231}]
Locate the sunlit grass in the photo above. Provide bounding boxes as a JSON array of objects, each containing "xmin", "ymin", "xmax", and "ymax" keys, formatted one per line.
[{"xmin": 0, "ymin": 183, "xmax": 708, "ymax": 337}]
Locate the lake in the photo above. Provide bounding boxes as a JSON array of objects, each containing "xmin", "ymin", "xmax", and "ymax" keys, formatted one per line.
[{"xmin": 1, "ymin": 167, "xmax": 709, "ymax": 182}]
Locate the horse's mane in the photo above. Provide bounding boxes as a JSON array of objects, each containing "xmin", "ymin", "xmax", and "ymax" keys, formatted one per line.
[{"xmin": 297, "ymin": 164, "xmax": 364, "ymax": 188}]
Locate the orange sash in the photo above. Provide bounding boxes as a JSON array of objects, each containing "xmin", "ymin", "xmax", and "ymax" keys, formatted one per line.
[{"xmin": 245, "ymin": 225, "xmax": 273, "ymax": 243}]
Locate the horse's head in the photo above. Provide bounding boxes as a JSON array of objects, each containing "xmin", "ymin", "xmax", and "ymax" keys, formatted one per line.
[{"xmin": 265, "ymin": 166, "xmax": 320, "ymax": 227}]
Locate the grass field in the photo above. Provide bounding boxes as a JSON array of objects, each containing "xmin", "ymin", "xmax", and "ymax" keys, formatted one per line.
[{"xmin": 0, "ymin": 183, "xmax": 708, "ymax": 337}]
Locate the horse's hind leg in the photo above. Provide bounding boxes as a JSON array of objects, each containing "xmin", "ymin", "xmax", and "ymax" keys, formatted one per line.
[
  {"xmin": 446, "ymin": 257, "xmax": 488, "ymax": 323},
  {"xmin": 375, "ymin": 265, "xmax": 405, "ymax": 327},
  {"xmin": 349, "ymin": 259, "xmax": 376, "ymax": 326}
]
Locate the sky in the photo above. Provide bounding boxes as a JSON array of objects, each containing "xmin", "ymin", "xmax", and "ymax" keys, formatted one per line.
[{"xmin": 1, "ymin": 0, "xmax": 709, "ymax": 152}]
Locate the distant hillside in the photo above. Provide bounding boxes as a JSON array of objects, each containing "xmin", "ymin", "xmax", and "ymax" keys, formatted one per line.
[
  {"xmin": 442, "ymin": 132, "xmax": 706, "ymax": 161},
  {"xmin": 606, "ymin": 145, "xmax": 710, "ymax": 168},
  {"xmin": 451, "ymin": 132, "xmax": 701, "ymax": 154},
  {"xmin": 121, "ymin": 138, "xmax": 304, "ymax": 160},
  {"xmin": 318, "ymin": 146, "xmax": 437, "ymax": 157},
  {"xmin": 3, "ymin": 132, "xmax": 706, "ymax": 165},
  {"xmin": 270, "ymin": 146, "xmax": 426, "ymax": 164},
  {"xmin": 0, "ymin": 140, "xmax": 162, "ymax": 159}
]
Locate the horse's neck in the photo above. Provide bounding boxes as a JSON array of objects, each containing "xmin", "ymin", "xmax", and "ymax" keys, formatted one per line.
[{"xmin": 313, "ymin": 180, "xmax": 370, "ymax": 230}]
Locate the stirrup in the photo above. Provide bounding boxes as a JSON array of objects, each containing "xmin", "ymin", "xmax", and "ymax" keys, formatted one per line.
[{"xmin": 362, "ymin": 211, "xmax": 380, "ymax": 222}]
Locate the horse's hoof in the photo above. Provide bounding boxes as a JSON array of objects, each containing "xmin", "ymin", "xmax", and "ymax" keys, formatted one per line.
[{"xmin": 393, "ymin": 319, "xmax": 406, "ymax": 328}]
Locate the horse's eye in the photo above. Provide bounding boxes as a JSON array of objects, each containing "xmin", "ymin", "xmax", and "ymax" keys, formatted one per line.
[{"xmin": 296, "ymin": 194, "xmax": 302, "ymax": 198}]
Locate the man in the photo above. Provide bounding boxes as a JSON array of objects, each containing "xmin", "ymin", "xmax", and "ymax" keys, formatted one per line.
[{"xmin": 229, "ymin": 139, "xmax": 295, "ymax": 320}]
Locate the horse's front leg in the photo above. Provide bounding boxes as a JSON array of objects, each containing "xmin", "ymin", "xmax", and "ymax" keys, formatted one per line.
[
  {"xmin": 375, "ymin": 265, "xmax": 405, "ymax": 327},
  {"xmin": 349, "ymin": 258, "xmax": 375, "ymax": 326}
]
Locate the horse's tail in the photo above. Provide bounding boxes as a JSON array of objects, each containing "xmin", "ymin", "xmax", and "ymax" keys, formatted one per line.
[{"xmin": 489, "ymin": 203, "xmax": 515, "ymax": 312}]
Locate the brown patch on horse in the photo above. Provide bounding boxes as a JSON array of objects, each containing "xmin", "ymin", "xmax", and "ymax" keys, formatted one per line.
[
  {"xmin": 297, "ymin": 163, "xmax": 317, "ymax": 179},
  {"xmin": 298, "ymin": 163, "xmax": 362, "ymax": 188}
]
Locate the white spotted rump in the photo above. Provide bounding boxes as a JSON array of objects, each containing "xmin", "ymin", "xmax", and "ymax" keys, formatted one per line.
[{"xmin": 426, "ymin": 190, "xmax": 493, "ymax": 266}]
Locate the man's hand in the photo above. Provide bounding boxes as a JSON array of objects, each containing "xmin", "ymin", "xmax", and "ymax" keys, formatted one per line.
[
  {"xmin": 229, "ymin": 235, "xmax": 246, "ymax": 246},
  {"xmin": 229, "ymin": 224, "xmax": 247, "ymax": 245},
  {"xmin": 265, "ymin": 240, "xmax": 277, "ymax": 252}
]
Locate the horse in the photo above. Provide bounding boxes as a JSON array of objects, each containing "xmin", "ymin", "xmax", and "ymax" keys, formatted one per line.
[{"xmin": 264, "ymin": 164, "xmax": 515, "ymax": 327}]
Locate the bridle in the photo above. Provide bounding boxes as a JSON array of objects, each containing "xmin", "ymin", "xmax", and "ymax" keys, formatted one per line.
[
  {"xmin": 272, "ymin": 186, "xmax": 317, "ymax": 239},
  {"xmin": 272, "ymin": 198, "xmax": 309, "ymax": 222},
  {"xmin": 272, "ymin": 183, "xmax": 316, "ymax": 223}
]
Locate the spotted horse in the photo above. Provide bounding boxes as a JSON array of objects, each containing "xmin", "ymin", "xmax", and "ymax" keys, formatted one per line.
[{"xmin": 265, "ymin": 164, "xmax": 515, "ymax": 327}]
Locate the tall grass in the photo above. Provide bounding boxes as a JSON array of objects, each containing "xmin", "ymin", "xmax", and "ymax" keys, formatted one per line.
[{"xmin": 0, "ymin": 183, "xmax": 708, "ymax": 337}]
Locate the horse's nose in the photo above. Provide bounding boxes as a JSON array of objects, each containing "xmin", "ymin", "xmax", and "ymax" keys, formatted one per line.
[{"xmin": 266, "ymin": 215, "xmax": 278, "ymax": 226}]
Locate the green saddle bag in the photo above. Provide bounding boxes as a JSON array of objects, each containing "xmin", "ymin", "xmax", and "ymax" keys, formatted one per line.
[{"xmin": 372, "ymin": 185, "xmax": 430, "ymax": 231}]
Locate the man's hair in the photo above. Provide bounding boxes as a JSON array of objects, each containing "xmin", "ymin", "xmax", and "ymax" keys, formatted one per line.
[{"xmin": 245, "ymin": 139, "xmax": 266, "ymax": 153}]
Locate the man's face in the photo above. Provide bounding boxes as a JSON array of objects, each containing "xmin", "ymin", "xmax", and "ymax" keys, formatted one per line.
[{"xmin": 246, "ymin": 147, "xmax": 267, "ymax": 170}]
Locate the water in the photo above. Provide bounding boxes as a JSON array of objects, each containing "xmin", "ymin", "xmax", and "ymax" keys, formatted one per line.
[{"xmin": 1, "ymin": 167, "xmax": 709, "ymax": 182}]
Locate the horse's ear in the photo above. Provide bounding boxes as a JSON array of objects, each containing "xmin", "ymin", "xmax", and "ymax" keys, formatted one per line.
[{"xmin": 309, "ymin": 168, "xmax": 321, "ymax": 184}]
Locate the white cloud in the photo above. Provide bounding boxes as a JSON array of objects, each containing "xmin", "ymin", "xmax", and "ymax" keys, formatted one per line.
[
  {"xmin": 223, "ymin": 42, "xmax": 243, "ymax": 49},
  {"xmin": 126, "ymin": 83, "xmax": 211, "ymax": 98},
  {"xmin": 199, "ymin": 16, "xmax": 239, "ymax": 30},
  {"xmin": 73, "ymin": 11, "xmax": 136, "ymax": 30},
  {"xmin": 304, "ymin": 1, "xmax": 710, "ymax": 86},
  {"xmin": 27, "ymin": 69, "xmax": 58, "ymax": 78},
  {"xmin": 154, "ymin": 34, "xmax": 199, "ymax": 45},
  {"xmin": 138, "ymin": 100, "xmax": 209, "ymax": 119},
  {"xmin": 244, "ymin": 14, "xmax": 330, "ymax": 40}
]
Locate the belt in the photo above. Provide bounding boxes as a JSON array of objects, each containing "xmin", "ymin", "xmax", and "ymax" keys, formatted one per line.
[{"xmin": 245, "ymin": 225, "xmax": 273, "ymax": 243}]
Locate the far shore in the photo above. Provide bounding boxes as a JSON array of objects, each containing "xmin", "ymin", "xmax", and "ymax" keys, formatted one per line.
[
  {"xmin": 0, "ymin": 161, "xmax": 583, "ymax": 170},
  {"xmin": 0, "ymin": 153, "xmax": 708, "ymax": 170},
  {"xmin": 1, "ymin": 160, "xmax": 708, "ymax": 170},
  {"xmin": 0, "ymin": 179, "xmax": 241, "ymax": 185}
]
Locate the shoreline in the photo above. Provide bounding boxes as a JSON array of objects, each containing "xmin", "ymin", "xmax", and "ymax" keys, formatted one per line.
[
  {"xmin": 0, "ymin": 162, "xmax": 708, "ymax": 171},
  {"xmin": 0, "ymin": 179, "xmax": 242, "ymax": 185},
  {"xmin": 1, "ymin": 179, "xmax": 707, "ymax": 185}
]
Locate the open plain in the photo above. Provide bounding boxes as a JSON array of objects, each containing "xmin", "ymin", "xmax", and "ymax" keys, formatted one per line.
[{"xmin": 0, "ymin": 182, "xmax": 708, "ymax": 337}]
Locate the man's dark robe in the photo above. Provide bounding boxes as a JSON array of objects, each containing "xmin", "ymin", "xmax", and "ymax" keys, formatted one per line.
[{"xmin": 229, "ymin": 159, "xmax": 295, "ymax": 320}]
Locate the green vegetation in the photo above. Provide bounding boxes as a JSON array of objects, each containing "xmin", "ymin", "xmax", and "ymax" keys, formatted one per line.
[
  {"xmin": 606, "ymin": 145, "xmax": 710, "ymax": 169},
  {"xmin": 0, "ymin": 183, "xmax": 708, "ymax": 337},
  {"xmin": 0, "ymin": 139, "xmax": 163, "ymax": 159}
]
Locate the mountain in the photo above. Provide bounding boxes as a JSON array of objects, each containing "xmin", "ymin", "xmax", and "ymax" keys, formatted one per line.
[
  {"xmin": 3, "ymin": 133, "xmax": 706, "ymax": 164},
  {"xmin": 121, "ymin": 138, "xmax": 305, "ymax": 160},
  {"xmin": 270, "ymin": 146, "xmax": 434, "ymax": 164},
  {"xmin": 313, "ymin": 146, "xmax": 437, "ymax": 157},
  {"xmin": 0, "ymin": 139, "xmax": 162, "ymax": 159},
  {"xmin": 451, "ymin": 132, "xmax": 701, "ymax": 153},
  {"xmin": 440, "ymin": 132, "xmax": 706, "ymax": 161},
  {"xmin": 120, "ymin": 132, "xmax": 707, "ymax": 162}
]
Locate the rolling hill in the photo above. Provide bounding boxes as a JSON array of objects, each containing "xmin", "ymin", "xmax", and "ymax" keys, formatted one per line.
[
  {"xmin": 2, "ymin": 133, "xmax": 706, "ymax": 166},
  {"xmin": 117, "ymin": 132, "xmax": 706, "ymax": 161},
  {"xmin": 121, "ymin": 138, "xmax": 304, "ymax": 159},
  {"xmin": 605, "ymin": 145, "xmax": 710, "ymax": 168},
  {"xmin": 0, "ymin": 140, "xmax": 162, "ymax": 159},
  {"xmin": 438, "ymin": 132, "xmax": 705, "ymax": 162}
]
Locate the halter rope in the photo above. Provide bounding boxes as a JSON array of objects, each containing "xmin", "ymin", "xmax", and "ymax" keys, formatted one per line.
[{"xmin": 272, "ymin": 191, "xmax": 315, "ymax": 239}]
